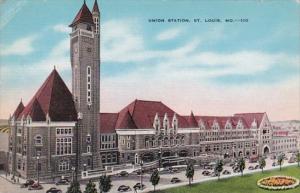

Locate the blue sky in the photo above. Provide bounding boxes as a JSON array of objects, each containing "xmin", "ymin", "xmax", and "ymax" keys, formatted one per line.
[{"xmin": 0, "ymin": 0, "xmax": 299, "ymax": 121}]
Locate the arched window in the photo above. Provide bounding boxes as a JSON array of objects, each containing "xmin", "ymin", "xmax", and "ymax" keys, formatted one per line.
[{"xmin": 34, "ymin": 135, "xmax": 43, "ymax": 146}]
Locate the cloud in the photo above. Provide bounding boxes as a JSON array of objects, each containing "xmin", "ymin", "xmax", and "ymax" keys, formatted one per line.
[
  {"xmin": 53, "ymin": 24, "xmax": 71, "ymax": 33},
  {"xmin": 156, "ymin": 28, "xmax": 182, "ymax": 41},
  {"xmin": 0, "ymin": 0, "xmax": 27, "ymax": 29},
  {"xmin": 0, "ymin": 35, "xmax": 37, "ymax": 56},
  {"xmin": 295, "ymin": 0, "xmax": 300, "ymax": 4}
]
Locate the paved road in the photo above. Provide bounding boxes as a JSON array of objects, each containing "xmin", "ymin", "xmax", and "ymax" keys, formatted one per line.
[{"xmin": 0, "ymin": 154, "xmax": 297, "ymax": 193}]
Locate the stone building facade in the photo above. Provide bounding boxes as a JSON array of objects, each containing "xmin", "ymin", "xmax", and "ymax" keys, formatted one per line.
[{"xmin": 8, "ymin": 1, "xmax": 102, "ymax": 179}]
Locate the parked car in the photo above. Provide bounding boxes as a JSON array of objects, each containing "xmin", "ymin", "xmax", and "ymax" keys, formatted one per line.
[
  {"xmin": 46, "ymin": 187, "xmax": 62, "ymax": 193},
  {"xmin": 210, "ymin": 172, "xmax": 218, "ymax": 177},
  {"xmin": 204, "ymin": 165, "xmax": 213, "ymax": 170},
  {"xmin": 20, "ymin": 179, "xmax": 35, "ymax": 188},
  {"xmin": 55, "ymin": 178, "xmax": 70, "ymax": 185},
  {"xmin": 248, "ymin": 166, "xmax": 254, "ymax": 170},
  {"xmin": 170, "ymin": 177, "xmax": 181, "ymax": 184},
  {"xmin": 233, "ymin": 167, "xmax": 240, "ymax": 173},
  {"xmin": 28, "ymin": 183, "xmax": 43, "ymax": 190},
  {"xmin": 170, "ymin": 167, "xmax": 179, "ymax": 173},
  {"xmin": 222, "ymin": 170, "xmax": 231, "ymax": 175},
  {"xmin": 272, "ymin": 162, "xmax": 276, "ymax": 167},
  {"xmin": 229, "ymin": 162, "xmax": 235, "ymax": 167},
  {"xmin": 117, "ymin": 171, "xmax": 129, "ymax": 177},
  {"xmin": 133, "ymin": 183, "xmax": 145, "ymax": 190},
  {"xmin": 202, "ymin": 170, "xmax": 211, "ymax": 176},
  {"xmin": 254, "ymin": 165, "xmax": 259, "ymax": 170},
  {"xmin": 133, "ymin": 169, "xmax": 144, "ymax": 175},
  {"xmin": 118, "ymin": 185, "xmax": 132, "ymax": 192}
]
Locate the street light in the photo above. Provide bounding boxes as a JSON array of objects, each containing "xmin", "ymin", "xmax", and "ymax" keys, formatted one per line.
[
  {"xmin": 158, "ymin": 147, "xmax": 162, "ymax": 171},
  {"xmin": 139, "ymin": 160, "xmax": 143, "ymax": 188},
  {"xmin": 71, "ymin": 167, "xmax": 75, "ymax": 182},
  {"xmin": 36, "ymin": 153, "xmax": 40, "ymax": 185}
]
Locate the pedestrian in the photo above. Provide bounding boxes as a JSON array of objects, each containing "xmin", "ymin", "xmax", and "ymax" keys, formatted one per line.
[
  {"xmin": 134, "ymin": 187, "xmax": 137, "ymax": 193},
  {"xmin": 17, "ymin": 177, "xmax": 19, "ymax": 183}
]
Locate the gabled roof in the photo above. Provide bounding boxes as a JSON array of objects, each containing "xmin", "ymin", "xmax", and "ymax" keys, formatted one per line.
[
  {"xmin": 114, "ymin": 99, "xmax": 190, "ymax": 129},
  {"xmin": 184, "ymin": 111, "xmax": 198, "ymax": 127},
  {"xmin": 234, "ymin": 113, "xmax": 265, "ymax": 128},
  {"xmin": 18, "ymin": 69, "xmax": 77, "ymax": 122},
  {"xmin": 99, "ymin": 113, "xmax": 118, "ymax": 134},
  {"xmin": 92, "ymin": 0, "xmax": 100, "ymax": 13},
  {"xmin": 12, "ymin": 101, "xmax": 24, "ymax": 119},
  {"xmin": 21, "ymin": 98, "xmax": 46, "ymax": 121},
  {"xmin": 69, "ymin": 1, "xmax": 94, "ymax": 27}
]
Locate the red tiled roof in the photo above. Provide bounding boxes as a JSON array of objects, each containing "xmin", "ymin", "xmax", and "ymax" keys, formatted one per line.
[
  {"xmin": 234, "ymin": 113, "xmax": 265, "ymax": 128},
  {"xmin": 69, "ymin": 1, "xmax": 94, "ymax": 27},
  {"xmin": 114, "ymin": 100, "xmax": 190, "ymax": 129},
  {"xmin": 184, "ymin": 112, "xmax": 198, "ymax": 127},
  {"xmin": 20, "ymin": 98, "xmax": 46, "ymax": 121},
  {"xmin": 99, "ymin": 113, "xmax": 118, "ymax": 133},
  {"xmin": 12, "ymin": 101, "xmax": 24, "ymax": 119},
  {"xmin": 92, "ymin": 0, "xmax": 100, "ymax": 13},
  {"xmin": 18, "ymin": 69, "xmax": 77, "ymax": 122}
]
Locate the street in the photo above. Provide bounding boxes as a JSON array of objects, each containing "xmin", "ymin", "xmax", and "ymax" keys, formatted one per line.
[{"xmin": 0, "ymin": 154, "xmax": 298, "ymax": 193}]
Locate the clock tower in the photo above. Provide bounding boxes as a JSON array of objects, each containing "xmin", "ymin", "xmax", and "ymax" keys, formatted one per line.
[{"xmin": 69, "ymin": 0, "xmax": 101, "ymax": 170}]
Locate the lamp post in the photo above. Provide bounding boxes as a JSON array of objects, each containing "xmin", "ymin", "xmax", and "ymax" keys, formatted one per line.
[
  {"xmin": 139, "ymin": 160, "xmax": 143, "ymax": 189},
  {"xmin": 158, "ymin": 147, "xmax": 162, "ymax": 171},
  {"xmin": 71, "ymin": 167, "xmax": 75, "ymax": 182},
  {"xmin": 36, "ymin": 154, "xmax": 40, "ymax": 185}
]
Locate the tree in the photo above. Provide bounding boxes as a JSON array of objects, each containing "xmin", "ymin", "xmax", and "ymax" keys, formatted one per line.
[
  {"xmin": 185, "ymin": 162, "xmax": 194, "ymax": 187},
  {"xmin": 277, "ymin": 154, "xmax": 284, "ymax": 171},
  {"xmin": 214, "ymin": 159, "xmax": 223, "ymax": 180},
  {"xmin": 66, "ymin": 181, "xmax": 82, "ymax": 193},
  {"xmin": 150, "ymin": 169, "xmax": 160, "ymax": 192},
  {"xmin": 84, "ymin": 180, "xmax": 97, "ymax": 193},
  {"xmin": 99, "ymin": 175, "xmax": 112, "ymax": 193},
  {"xmin": 296, "ymin": 151, "xmax": 300, "ymax": 167},
  {"xmin": 259, "ymin": 157, "xmax": 266, "ymax": 173},
  {"xmin": 237, "ymin": 157, "xmax": 245, "ymax": 176}
]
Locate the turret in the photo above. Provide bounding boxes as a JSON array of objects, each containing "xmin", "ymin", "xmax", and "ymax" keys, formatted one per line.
[{"xmin": 92, "ymin": 0, "xmax": 100, "ymax": 34}]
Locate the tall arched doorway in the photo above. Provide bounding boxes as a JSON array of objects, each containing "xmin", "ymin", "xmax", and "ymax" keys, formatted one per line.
[{"xmin": 263, "ymin": 146, "xmax": 270, "ymax": 155}]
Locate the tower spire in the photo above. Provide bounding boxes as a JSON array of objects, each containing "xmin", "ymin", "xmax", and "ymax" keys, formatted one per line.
[{"xmin": 93, "ymin": 0, "xmax": 100, "ymax": 13}]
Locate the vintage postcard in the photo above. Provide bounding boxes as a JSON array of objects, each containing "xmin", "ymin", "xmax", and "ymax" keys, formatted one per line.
[{"xmin": 0, "ymin": 0, "xmax": 299, "ymax": 193}]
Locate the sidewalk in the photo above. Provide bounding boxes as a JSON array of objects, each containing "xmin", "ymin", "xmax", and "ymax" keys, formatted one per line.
[{"xmin": 0, "ymin": 171, "xmax": 26, "ymax": 185}]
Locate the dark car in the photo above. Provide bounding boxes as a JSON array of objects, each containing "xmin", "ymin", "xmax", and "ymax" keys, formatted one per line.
[
  {"xmin": 210, "ymin": 172, "xmax": 218, "ymax": 177},
  {"xmin": 170, "ymin": 177, "xmax": 181, "ymax": 184},
  {"xmin": 202, "ymin": 170, "xmax": 211, "ymax": 176},
  {"xmin": 20, "ymin": 179, "xmax": 35, "ymax": 188},
  {"xmin": 248, "ymin": 166, "xmax": 254, "ymax": 170},
  {"xmin": 254, "ymin": 165, "xmax": 259, "ymax": 170},
  {"xmin": 222, "ymin": 170, "xmax": 231, "ymax": 175},
  {"xmin": 118, "ymin": 185, "xmax": 131, "ymax": 192},
  {"xmin": 233, "ymin": 167, "xmax": 239, "ymax": 173},
  {"xmin": 46, "ymin": 187, "xmax": 62, "ymax": 193},
  {"xmin": 55, "ymin": 178, "xmax": 70, "ymax": 185},
  {"xmin": 117, "ymin": 171, "xmax": 129, "ymax": 177},
  {"xmin": 204, "ymin": 165, "xmax": 213, "ymax": 170},
  {"xmin": 133, "ymin": 183, "xmax": 145, "ymax": 190},
  {"xmin": 169, "ymin": 167, "xmax": 179, "ymax": 173},
  {"xmin": 272, "ymin": 162, "xmax": 276, "ymax": 167},
  {"xmin": 28, "ymin": 183, "xmax": 43, "ymax": 190}
]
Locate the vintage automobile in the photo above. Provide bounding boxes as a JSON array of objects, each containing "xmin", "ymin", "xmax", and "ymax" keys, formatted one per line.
[
  {"xmin": 20, "ymin": 179, "xmax": 35, "ymax": 188},
  {"xmin": 170, "ymin": 177, "xmax": 181, "ymax": 183},
  {"xmin": 28, "ymin": 183, "xmax": 43, "ymax": 190},
  {"xmin": 133, "ymin": 183, "xmax": 146, "ymax": 190},
  {"xmin": 46, "ymin": 187, "xmax": 62, "ymax": 193},
  {"xmin": 117, "ymin": 171, "xmax": 129, "ymax": 177},
  {"xmin": 55, "ymin": 178, "xmax": 70, "ymax": 185},
  {"xmin": 222, "ymin": 170, "xmax": 231, "ymax": 175},
  {"xmin": 117, "ymin": 185, "xmax": 132, "ymax": 192}
]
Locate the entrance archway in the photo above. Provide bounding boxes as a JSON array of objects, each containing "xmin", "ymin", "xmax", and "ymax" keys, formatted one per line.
[
  {"xmin": 142, "ymin": 152, "xmax": 155, "ymax": 162},
  {"xmin": 238, "ymin": 151, "xmax": 243, "ymax": 157},
  {"xmin": 263, "ymin": 146, "xmax": 270, "ymax": 155}
]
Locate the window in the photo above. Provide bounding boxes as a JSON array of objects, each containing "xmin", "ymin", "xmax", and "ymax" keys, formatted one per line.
[
  {"xmin": 87, "ymin": 66, "xmax": 92, "ymax": 105},
  {"xmin": 58, "ymin": 161, "xmax": 69, "ymax": 171},
  {"xmin": 86, "ymin": 135, "xmax": 91, "ymax": 143},
  {"xmin": 56, "ymin": 137, "xmax": 72, "ymax": 155},
  {"xmin": 127, "ymin": 142, "xmax": 130, "ymax": 148},
  {"xmin": 34, "ymin": 135, "xmax": 43, "ymax": 146},
  {"xmin": 56, "ymin": 128, "xmax": 73, "ymax": 136},
  {"xmin": 87, "ymin": 145, "xmax": 91, "ymax": 153}
]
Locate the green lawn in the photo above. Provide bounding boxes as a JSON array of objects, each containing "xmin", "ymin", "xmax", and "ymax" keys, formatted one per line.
[{"xmin": 157, "ymin": 166, "xmax": 300, "ymax": 193}]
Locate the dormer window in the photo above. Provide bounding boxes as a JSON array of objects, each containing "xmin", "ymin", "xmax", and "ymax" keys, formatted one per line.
[{"xmin": 172, "ymin": 114, "xmax": 178, "ymax": 134}]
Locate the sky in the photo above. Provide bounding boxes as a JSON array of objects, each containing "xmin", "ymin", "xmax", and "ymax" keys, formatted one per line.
[{"xmin": 0, "ymin": 0, "xmax": 299, "ymax": 121}]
